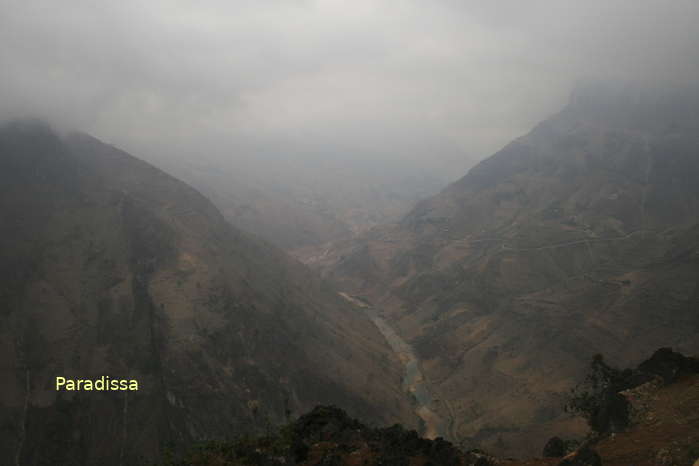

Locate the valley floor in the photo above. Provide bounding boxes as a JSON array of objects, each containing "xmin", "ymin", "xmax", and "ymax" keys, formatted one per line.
[{"xmin": 338, "ymin": 292, "xmax": 452, "ymax": 441}]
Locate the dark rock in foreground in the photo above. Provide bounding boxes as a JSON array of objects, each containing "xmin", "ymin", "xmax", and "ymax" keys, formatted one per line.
[
  {"xmin": 164, "ymin": 405, "xmax": 494, "ymax": 466},
  {"xmin": 637, "ymin": 348, "xmax": 699, "ymax": 385}
]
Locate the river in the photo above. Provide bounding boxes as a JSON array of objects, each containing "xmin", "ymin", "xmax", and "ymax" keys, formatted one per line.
[{"xmin": 339, "ymin": 293, "xmax": 449, "ymax": 439}]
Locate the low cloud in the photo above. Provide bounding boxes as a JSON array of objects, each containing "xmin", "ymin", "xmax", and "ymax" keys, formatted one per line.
[{"xmin": 2, "ymin": 0, "xmax": 698, "ymax": 169}]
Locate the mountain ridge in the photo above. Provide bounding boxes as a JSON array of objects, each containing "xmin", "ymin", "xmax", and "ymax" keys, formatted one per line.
[
  {"xmin": 0, "ymin": 121, "xmax": 416, "ymax": 465},
  {"xmin": 294, "ymin": 86, "xmax": 699, "ymax": 456}
]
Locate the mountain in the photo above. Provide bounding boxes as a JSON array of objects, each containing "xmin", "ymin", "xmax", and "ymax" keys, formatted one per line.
[
  {"xmin": 149, "ymin": 152, "xmax": 452, "ymax": 250},
  {"xmin": 0, "ymin": 121, "xmax": 416, "ymax": 465},
  {"xmin": 295, "ymin": 85, "xmax": 699, "ymax": 456}
]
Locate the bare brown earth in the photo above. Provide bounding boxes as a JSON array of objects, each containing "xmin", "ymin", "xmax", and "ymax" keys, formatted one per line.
[
  {"xmin": 595, "ymin": 375, "xmax": 699, "ymax": 466},
  {"xmin": 0, "ymin": 122, "xmax": 416, "ymax": 466},
  {"xmin": 506, "ymin": 374, "xmax": 699, "ymax": 466},
  {"xmin": 295, "ymin": 88, "xmax": 699, "ymax": 457}
]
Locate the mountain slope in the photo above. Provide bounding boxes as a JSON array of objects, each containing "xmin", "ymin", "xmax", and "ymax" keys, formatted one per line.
[
  {"xmin": 297, "ymin": 85, "xmax": 699, "ymax": 456},
  {"xmin": 151, "ymin": 154, "xmax": 450, "ymax": 250},
  {"xmin": 0, "ymin": 121, "xmax": 415, "ymax": 466}
]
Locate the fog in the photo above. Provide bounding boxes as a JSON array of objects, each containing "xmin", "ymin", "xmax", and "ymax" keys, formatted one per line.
[{"xmin": 2, "ymin": 1, "xmax": 697, "ymax": 168}]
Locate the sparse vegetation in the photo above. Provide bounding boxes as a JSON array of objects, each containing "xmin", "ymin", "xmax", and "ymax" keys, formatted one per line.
[
  {"xmin": 154, "ymin": 405, "xmax": 482, "ymax": 466},
  {"xmin": 564, "ymin": 354, "xmax": 631, "ymax": 433},
  {"xmin": 565, "ymin": 349, "xmax": 699, "ymax": 436}
]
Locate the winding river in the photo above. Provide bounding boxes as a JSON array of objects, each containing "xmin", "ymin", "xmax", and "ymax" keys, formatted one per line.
[{"xmin": 339, "ymin": 293, "xmax": 449, "ymax": 439}]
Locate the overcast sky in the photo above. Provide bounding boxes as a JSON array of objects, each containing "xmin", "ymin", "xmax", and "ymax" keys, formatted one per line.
[{"xmin": 2, "ymin": 0, "xmax": 699, "ymax": 170}]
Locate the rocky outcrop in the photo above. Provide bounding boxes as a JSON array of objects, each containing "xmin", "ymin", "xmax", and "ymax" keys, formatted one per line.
[
  {"xmin": 637, "ymin": 348, "xmax": 699, "ymax": 384},
  {"xmin": 158, "ymin": 405, "xmax": 496, "ymax": 466}
]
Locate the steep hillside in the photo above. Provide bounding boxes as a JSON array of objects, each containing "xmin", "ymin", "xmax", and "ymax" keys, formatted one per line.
[
  {"xmin": 296, "ymin": 86, "xmax": 699, "ymax": 456},
  {"xmin": 0, "ymin": 121, "xmax": 416, "ymax": 466}
]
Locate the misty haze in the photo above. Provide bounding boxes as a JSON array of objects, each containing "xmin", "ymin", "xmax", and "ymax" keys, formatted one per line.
[{"xmin": 1, "ymin": 1, "xmax": 699, "ymax": 465}]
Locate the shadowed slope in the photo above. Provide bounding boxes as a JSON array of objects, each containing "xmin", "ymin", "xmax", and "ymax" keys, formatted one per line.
[{"xmin": 0, "ymin": 121, "xmax": 415, "ymax": 465}]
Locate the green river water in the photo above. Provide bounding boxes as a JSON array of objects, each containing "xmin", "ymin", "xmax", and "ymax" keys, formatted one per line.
[{"xmin": 361, "ymin": 304, "xmax": 450, "ymax": 439}]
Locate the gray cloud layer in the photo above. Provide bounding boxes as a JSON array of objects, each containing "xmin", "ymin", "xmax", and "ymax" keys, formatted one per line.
[{"xmin": 2, "ymin": 0, "xmax": 699, "ymax": 168}]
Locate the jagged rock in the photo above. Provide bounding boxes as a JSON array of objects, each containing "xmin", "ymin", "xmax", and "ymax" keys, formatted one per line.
[
  {"xmin": 637, "ymin": 348, "xmax": 699, "ymax": 384},
  {"xmin": 590, "ymin": 391, "xmax": 630, "ymax": 433},
  {"xmin": 542, "ymin": 436, "xmax": 567, "ymax": 457},
  {"xmin": 620, "ymin": 378, "xmax": 663, "ymax": 425},
  {"xmin": 286, "ymin": 405, "xmax": 467, "ymax": 465},
  {"xmin": 558, "ymin": 447, "xmax": 602, "ymax": 466},
  {"xmin": 584, "ymin": 349, "xmax": 699, "ymax": 435},
  {"xmin": 294, "ymin": 406, "xmax": 363, "ymax": 443}
]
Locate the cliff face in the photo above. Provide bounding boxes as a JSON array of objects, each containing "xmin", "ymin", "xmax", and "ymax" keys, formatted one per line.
[
  {"xmin": 0, "ymin": 122, "xmax": 415, "ymax": 466},
  {"xmin": 297, "ymin": 87, "xmax": 699, "ymax": 456}
]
